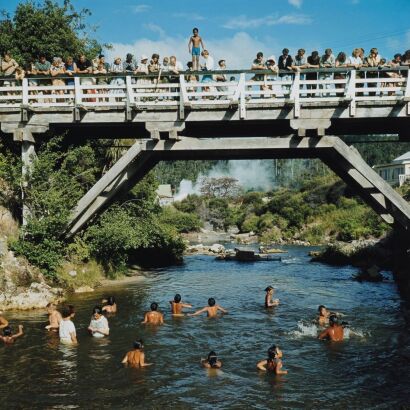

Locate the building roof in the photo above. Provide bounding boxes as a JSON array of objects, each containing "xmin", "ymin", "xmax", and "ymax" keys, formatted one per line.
[
  {"xmin": 393, "ymin": 151, "xmax": 410, "ymax": 163},
  {"xmin": 156, "ymin": 184, "xmax": 173, "ymax": 198}
]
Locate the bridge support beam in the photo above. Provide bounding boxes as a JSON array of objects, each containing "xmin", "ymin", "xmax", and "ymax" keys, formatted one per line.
[{"xmin": 66, "ymin": 135, "xmax": 410, "ymax": 237}]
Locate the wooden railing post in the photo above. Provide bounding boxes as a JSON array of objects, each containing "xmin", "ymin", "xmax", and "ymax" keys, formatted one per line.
[
  {"xmin": 125, "ymin": 75, "xmax": 133, "ymax": 121},
  {"xmin": 345, "ymin": 70, "xmax": 356, "ymax": 117},
  {"xmin": 179, "ymin": 74, "xmax": 188, "ymax": 120},
  {"xmin": 290, "ymin": 71, "xmax": 300, "ymax": 118},
  {"xmin": 73, "ymin": 76, "xmax": 82, "ymax": 121},
  {"xmin": 404, "ymin": 70, "xmax": 410, "ymax": 116},
  {"xmin": 21, "ymin": 78, "xmax": 29, "ymax": 122},
  {"xmin": 238, "ymin": 73, "xmax": 246, "ymax": 119}
]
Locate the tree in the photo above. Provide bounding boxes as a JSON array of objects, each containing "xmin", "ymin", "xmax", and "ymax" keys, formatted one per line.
[
  {"xmin": 0, "ymin": 0, "xmax": 109, "ymax": 64},
  {"xmin": 200, "ymin": 177, "xmax": 242, "ymax": 198}
]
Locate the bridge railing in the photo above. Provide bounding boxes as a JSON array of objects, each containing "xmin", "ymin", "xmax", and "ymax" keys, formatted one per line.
[{"xmin": 0, "ymin": 67, "xmax": 409, "ymax": 117}]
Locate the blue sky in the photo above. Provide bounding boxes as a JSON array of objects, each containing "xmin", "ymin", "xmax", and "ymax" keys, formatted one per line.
[{"xmin": 4, "ymin": 0, "xmax": 410, "ymax": 67}]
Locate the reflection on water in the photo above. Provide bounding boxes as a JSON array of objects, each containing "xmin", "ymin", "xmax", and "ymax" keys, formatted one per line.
[{"xmin": 0, "ymin": 246, "xmax": 409, "ymax": 408}]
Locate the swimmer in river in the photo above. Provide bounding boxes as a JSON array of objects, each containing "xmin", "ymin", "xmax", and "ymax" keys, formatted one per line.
[
  {"xmin": 88, "ymin": 306, "xmax": 110, "ymax": 338},
  {"xmin": 45, "ymin": 303, "xmax": 62, "ymax": 332},
  {"xmin": 102, "ymin": 296, "xmax": 117, "ymax": 314},
  {"xmin": 265, "ymin": 286, "xmax": 280, "ymax": 308},
  {"xmin": 201, "ymin": 351, "xmax": 222, "ymax": 369},
  {"xmin": 122, "ymin": 340, "xmax": 152, "ymax": 368},
  {"xmin": 0, "ymin": 325, "xmax": 24, "ymax": 344},
  {"xmin": 317, "ymin": 305, "xmax": 340, "ymax": 326},
  {"xmin": 0, "ymin": 312, "xmax": 9, "ymax": 329},
  {"xmin": 257, "ymin": 345, "xmax": 288, "ymax": 374},
  {"xmin": 169, "ymin": 294, "xmax": 192, "ymax": 316},
  {"xmin": 318, "ymin": 314, "xmax": 344, "ymax": 341},
  {"xmin": 59, "ymin": 306, "xmax": 78, "ymax": 345},
  {"xmin": 142, "ymin": 303, "xmax": 164, "ymax": 325},
  {"xmin": 188, "ymin": 298, "xmax": 228, "ymax": 318}
]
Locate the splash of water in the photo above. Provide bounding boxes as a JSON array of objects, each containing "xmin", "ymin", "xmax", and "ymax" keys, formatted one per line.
[{"xmin": 288, "ymin": 320, "xmax": 369, "ymax": 339}]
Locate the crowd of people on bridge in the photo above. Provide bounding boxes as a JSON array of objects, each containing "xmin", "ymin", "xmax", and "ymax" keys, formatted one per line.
[
  {"xmin": 1, "ymin": 27, "xmax": 410, "ymax": 101},
  {"xmin": 1, "ymin": 285, "xmax": 349, "ymax": 377}
]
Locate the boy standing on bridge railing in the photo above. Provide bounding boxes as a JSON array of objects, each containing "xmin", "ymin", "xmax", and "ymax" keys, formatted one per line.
[{"xmin": 188, "ymin": 28, "xmax": 205, "ymax": 71}]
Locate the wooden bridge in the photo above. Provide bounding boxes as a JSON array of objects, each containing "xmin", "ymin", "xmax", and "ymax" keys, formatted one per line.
[{"xmin": 0, "ymin": 67, "xmax": 409, "ymax": 236}]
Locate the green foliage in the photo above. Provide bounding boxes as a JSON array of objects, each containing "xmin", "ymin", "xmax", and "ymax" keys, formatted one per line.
[
  {"xmin": 173, "ymin": 194, "xmax": 203, "ymax": 214},
  {"xmin": 207, "ymin": 197, "xmax": 233, "ymax": 230},
  {"xmin": 241, "ymin": 213, "xmax": 259, "ymax": 233},
  {"xmin": 159, "ymin": 206, "xmax": 202, "ymax": 233},
  {"xmin": 0, "ymin": 0, "xmax": 108, "ymax": 64}
]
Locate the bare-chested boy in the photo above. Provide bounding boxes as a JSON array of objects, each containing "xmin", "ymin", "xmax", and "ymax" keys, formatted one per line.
[
  {"xmin": 45, "ymin": 303, "xmax": 62, "ymax": 331},
  {"xmin": 188, "ymin": 28, "xmax": 205, "ymax": 71},
  {"xmin": 170, "ymin": 294, "xmax": 192, "ymax": 316},
  {"xmin": 188, "ymin": 298, "xmax": 227, "ymax": 318},
  {"xmin": 0, "ymin": 325, "xmax": 24, "ymax": 344},
  {"xmin": 122, "ymin": 340, "xmax": 152, "ymax": 368},
  {"xmin": 318, "ymin": 315, "xmax": 344, "ymax": 341},
  {"xmin": 142, "ymin": 302, "xmax": 164, "ymax": 325}
]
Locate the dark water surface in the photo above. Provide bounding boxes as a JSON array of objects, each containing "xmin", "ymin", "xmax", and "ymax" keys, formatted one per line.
[{"xmin": 1, "ymin": 246, "xmax": 409, "ymax": 409}]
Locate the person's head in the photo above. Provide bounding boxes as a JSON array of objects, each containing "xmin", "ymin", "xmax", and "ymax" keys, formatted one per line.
[
  {"xmin": 66, "ymin": 56, "xmax": 73, "ymax": 65},
  {"xmin": 92, "ymin": 306, "xmax": 103, "ymax": 319},
  {"xmin": 151, "ymin": 53, "xmax": 159, "ymax": 63},
  {"xmin": 150, "ymin": 302, "xmax": 158, "ymax": 311},
  {"xmin": 359, "ymin": 48, "xmax": 365, "ymax": 57},
  {"xmin": 208, "ymin": 298, "xmax": 216, "ymax": 307},
  {"xmin": 126, "ymin": 53, "xmax": 133, "ymax": 62},
  {"xmin": 218, "ymin": 59, "xmax": 226, "ymax": 68},
  {"xmin": 39, "ymin": 53, "xmax": 47, "ymax": 63},
  {"xmin": 329, "ymin": 314, "xmax": 338, "ymax": 326},
  {"xmin": 68, "ymin": 305, "xmax": 75, "ymax": 317},
  {"xmin": 46, "ymin": 303, "xmax": 56, "ymax": 313},
  {"xmin": 256, "ymin": 51, "xmax": 264, "ymax": 61},
  {"xmin": 193, "ymin": 27, "xmax": 199, "ymax": 35},
  {"xmin": 3, "ymin": 52, "xmax": 11, "ymax": 62},
  {"xmin": 163, "ymin": 56, "xmax": 170, "ymax": 65},
  {"xmin": 99, "ymin": 54, "xmax": 105, "ymax": 63},
  {"xmin": 169, "ymin": 55, "xmax": 176, "ymax": 65},
  {"xmin": 201, "ymin": 50, "xmax": 209, "ymax": 58},
  {"xmin": 403, "ymin": 49, "xmax": 410, "ymax": 61},
  {"xmin": 141, "ymin": 55, "xmax": 148, "ymax": 63},
  {"xmin": 325, "ymin": 48, "xmax": 332, "ymax": 57},
  {"xmin": 318, "ymin": 305, "xmax": 327, "ymax": 316},
  {"xmin": 336, "ymin": 52, "xmax": 346, "ymax": 63},
  {"xmin": 297, "ymin": 48, "xmax": 305, "ymax": 57},
  {"xmin": 352, "ymin": 48, "xmax": 361, "ymax": 57},
  {"xmin": 207, "ymin": 351, "xmax": 218, "ymax": 367},
  {"xmin": 79, "ymin": 54, "xmax": 86, "ymax": 63},
  {"xmin": 265, "ymin": 286, "xmax": 274, "ymax": 294},
  {"xmin": 370, "ymin": 48, "xmax": 378, "ymax": 57},
  {"xmin": 187, "ymin": 61, "xmax": 193, "ymax": 70},
  {"xmin": 3, "ymin": 326, "xmax": 12, "ymax": 337},
  {"xmin": 266, "ymin": 57, "xmax": 275, "ymax": 66},
  {"xmin": 114, "ymin": 57, "xmax": 121, "ymax": 65},
  {"xmin": 393, "ymin": 53, "xmax": 402, "ymax": 62},
  {"xmin": 52, "ymin": 57, "xmax": 62, "ymax": 67},
  {"xmin": 282, "ymin": 48, "xmax": 289, "ymax": 56},
  {"xmin": 104, "ymin": 296, "xmax": 116, "ymax": 306},
  {"xmin": 268, "ymin": 345, "xmax": 279, "ymax": 360},
  {"xmin": 133, "ymin": 339, "xmax": 144, "ymax": 349},
  {"xmin": 62, "ymin": 306, "xmax": 72, "ymax": 319},
  {"xmin": 380, "ymin": 58, "xmax": 386, "ymax": 65},
  {"xmin": 174, "ymin": 294, "xmax": 182, "ymax": 303}
]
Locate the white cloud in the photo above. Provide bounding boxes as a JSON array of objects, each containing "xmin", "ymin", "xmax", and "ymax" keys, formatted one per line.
[
  {"xmin": 172, "ymin": 12, "xmax": 205, "ymax": 21},
  {"xmin": 107, "ymin": 32, "xmax": 280, "ymax": 69},
  {"xmin": 288, "ymin": 0, "xmax": 302, "ymax": 8},
  {"xmin": 144, "ymin": 23, "xmax": 166, "ymax": 38},
  {"xmin": 132, "ymin": 4, "xmax": 150, "ymax": 13},
  {"xmin": 223, "ymin": 14, "xmax": 312, "ymax": 29}
]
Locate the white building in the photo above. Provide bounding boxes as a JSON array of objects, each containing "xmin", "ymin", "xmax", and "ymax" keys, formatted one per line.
[{"xmin": 373, "ymin": 151, "xmax": 410, "ymax": 187}]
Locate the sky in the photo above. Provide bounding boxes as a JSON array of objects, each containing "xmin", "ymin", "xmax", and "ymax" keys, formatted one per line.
[{"xmin": 3, "ymin": 0, "xmax": 410, "ymax": 68}]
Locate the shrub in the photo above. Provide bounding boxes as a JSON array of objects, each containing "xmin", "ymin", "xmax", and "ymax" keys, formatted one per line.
[
  {"xmin": 241, "ymin": 213, "xmax": 260, "ymax": 233},
  {"xmin": 160, "ymin": 206, "xmax": 202, "ymax": 233}
]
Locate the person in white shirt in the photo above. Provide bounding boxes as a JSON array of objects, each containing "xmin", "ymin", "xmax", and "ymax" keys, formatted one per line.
[
  {"xmin": 347, "ymin": 48, "xmax": 364, "ymax": 95},
  {"xmin": 200, "ymin": 50, "xmax": 214, "ymax": 93},
  {"xmin": 59, "ymin": 306, "xmax": 77, "ymax": 345},
  {"xmin": 88, "ymin": 306, "xmax": 109, "ymax": 338}
]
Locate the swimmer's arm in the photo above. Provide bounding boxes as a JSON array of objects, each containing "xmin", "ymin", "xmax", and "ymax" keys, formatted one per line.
[
  {"xmin": 188, "ymin": 307, "xmax": 207, "ymax": 316},
  {"xmin": 181, "ymin": 303, "xmax": 192, "ymax": 308},
  {"xmin": 200, "ymin": 359, "xmax": 211, "ymax": 368},
  {"xmin": 188, "ymin": 37, "xmax": 192, "ymax": 53},
  {"xmin": 275, "ymin": 360, "xmax": 288, "ymax": 375},
  {"xmin": 141, "ymin": 313, "xmax": 149, "ymax": 323},
  {"xmin": 70, "ymin": 332, "xmax": 78, "ymax": 344},
  {"xmin": 121, "ymin": 354, "xmax": 129, "ymax": 364},
  {"xmin": 257, "ymin": 360, "xmax": 267, "ymax": 371},
  {"xmin": 160, "ymin": 314, "xmax": 164, "ymax": 325},
  {"xmin": 318, "ymin": 328, "xmax": 330, "ymax": 340},
  {"xmin": 140, "ymin": 352, "xmax": 152, "ymax": 367},
  {"xmin": 11, "ymin": 325, "xmax": 24, "ymax": 340},
  {"xmin": 217, "ymin": 305, "xmax": 228, "ymax": 314},
  {"xmin": 95, "ymin": 327, "xmax": 109, "ymax": 336},
  {"xmin": 0, "ymin": 317, "xmax": 9, "ymax": 329}
]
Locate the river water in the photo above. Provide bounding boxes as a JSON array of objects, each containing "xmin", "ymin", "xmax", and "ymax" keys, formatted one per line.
[{"xmin": 1, "ymin": 246, "xmax": 409, "ymax": 409}]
